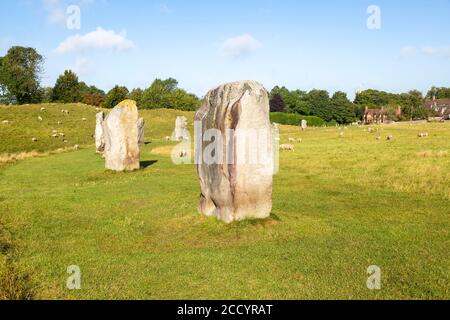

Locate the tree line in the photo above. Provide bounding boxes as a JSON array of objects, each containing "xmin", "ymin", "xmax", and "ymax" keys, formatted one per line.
[
  {"xmin": 269, "ymin": 86, "xmax": 448, "ymax": 125},
  {"xmin": 0, "ymin": 46, "xmax": 200, "ymax": 111},
  {"xmin": 1, "ymin": 46, "xmax": 449, "ymax": 124}
]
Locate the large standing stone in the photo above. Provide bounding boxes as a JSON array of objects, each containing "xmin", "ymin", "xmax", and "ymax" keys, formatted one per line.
[
  {"xmin": 195, "ymin": 80, "xmax": 274, "ymax": 223},
  {"xmin": 95, "ymin": 112, "xmax": 105, "ymax": 153},
  {"xmin": 171, "ymin": 116, "xmax": 190, "ymax": 141},
  {"xmin": 137, "ymin": 117, "xmax": 145, "ymax": 145},
  {"xmin": 103, "ymin": 100, "xmax": 140, "ymax": 171}
]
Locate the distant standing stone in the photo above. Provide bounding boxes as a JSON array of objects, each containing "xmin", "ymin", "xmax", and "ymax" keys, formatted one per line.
[
  {"xmin": 137, "ymin": 117, "xmax": 145, "ymax": 145},
  {"xmin": 95, "ymin": 112, "xmax": 105, "ymax": 153},
  {"xmin": 171, "ymin": 116, "xmax": 190, "ymax": 141},
  {"xmin": 103, "ymin": 100, "xmax": 140, "ymax": 171},
  {"xmin": 195, "ymin": 80, "xmax": 274, "ymax": 223},
  {"xmin": 301, "ymin": 120, "xmax": 307, "ymax": 130}
]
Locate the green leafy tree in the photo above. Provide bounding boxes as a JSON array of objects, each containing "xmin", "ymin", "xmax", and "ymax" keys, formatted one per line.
[
  {"xmin": 269, "ymin": 93, "xmax": 286, "ymax": 112},
  {"xmin": 308, "ymin": 89, "xmax": 332, "ymax": 121},
  {"xmin": 52, "ymin": 70, "xmax": 81, "ymax": 103},
  {"xmin": 141, "ymin": 78, "xmax": 199, "ymax": 110},
  {"xmin": 0, "ymin": 46, "xmax": 43, "ymax": 104},
  {"xmin": 330, "ymin": 91, "xmax": 356, "ymax": 124},
  {"xmin": 41, "ymin": 87, "xmax": 53, "ymax": 103},
  {"xmin": 426, "ymin": 86, "xmax": 450, "ymax": 99},
  {"xmin": 128, "ymin": 88, "xmax": 144, "ymax": 106},
  {"xmin": 103, "ymin": 85, "xmax": 129, "ymax": 108}
]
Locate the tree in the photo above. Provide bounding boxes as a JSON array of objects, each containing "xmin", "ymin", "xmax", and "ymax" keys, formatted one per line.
[
  {"xmin": 269, "ymin": 93, "xmax": 286, "ymax": 112},
  {"xmin": 103, "ymin": 85, "xmax": 129, "ymax": 108},
  {"xmin": 308, "ymin": 89, "xmax": 332, "ymax": 121},
  {"xmin": 426, "ymin": 86, "xmax": 450, "ymax": 99},
  {"xmin": 140, "ymin": 78, "xmax": 199, "ymax": 110},
  {"xmin": 41, "ymin": 87, "xmax": 53, "ymax": 103},
  {"xmin": 330, "ymin": 91, "xmax": 355, "ymax": 124},
  {"xmin": 354, "ymin": 89, "xmax": 391, "ymax": 107},
  {"xmin": 52, "ymin": 70, "xmax": 81, "ymax": 103},
  {"xmin": 128, "ymin": 88, "xmax": 143, "ymax": 106},
  {"xmin": 0, "ymin": 46, "xmax": 43, "ymax": 104}
]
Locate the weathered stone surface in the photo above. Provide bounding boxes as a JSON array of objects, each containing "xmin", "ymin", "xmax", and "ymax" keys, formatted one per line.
[
  {"xmin": 95, "ymin": 112, "xmax": 105, "ymax": 153},
  {"xmin": 301, "ymin": 120, "xmax": 307, "ymax": 130},
  {"xmin": 195, "ymin": 80, "xmax": 274, "ymax": 223},
  {"xmin": 103, "ymin": 100, "xmax": 140, "ymax": 171},
  {"xmin": 137, "ymin": 117, "xmax": 145, "ymax": 145},
  {"xmin": 171, "ymin": 116, "xmax": 190, "ymax": 141}
]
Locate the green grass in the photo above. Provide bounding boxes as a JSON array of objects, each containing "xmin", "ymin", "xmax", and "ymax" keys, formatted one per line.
[{"xmin": 0, "ymin": 104, "xmax": 449, "ymax": 299}]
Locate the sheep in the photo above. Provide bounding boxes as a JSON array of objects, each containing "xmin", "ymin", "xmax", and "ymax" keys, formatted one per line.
[
  {"xmin": 38, "ymin": 116, "xmax": 43, "ymax": 121},
  {"xmin": 280, "ymin": 144, "xmax": 295, "ymax": 151},
  {"xmin": 32, "ymin": 137, "xmax": 38, "ymax": 142},
  {"xmin": 40, "ymin": 107, "xmax": 46, "ymax": 111},
  {"xmin": 73, "ymin": 144, "xmax": 80, "ymax": 150},
  {"xmin": 288, "ymin": 138, "xmax": 296, "ymax": 143},
  {"xmin": 387, "ymin": 135, "xmax": 394, "ymax": 141},
  {"xmin": 179, "ymin": 150, "xmax": 188, "ymax": 157},
  {"xmin": 418, "ymin": 132, "xmax": 429, "ymax": 138},
  {"xmin": 339, "ymin": 132, "xmax": 344, "ymax": 138},
  {"xmin": 2, "ymin": 120, "xmax": 9, "ymax": 124}
]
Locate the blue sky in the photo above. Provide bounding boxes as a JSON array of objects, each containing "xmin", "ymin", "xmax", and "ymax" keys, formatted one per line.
[{"xmin": 1, "ymin": 0, "xmax": 449, "ymax": 98}]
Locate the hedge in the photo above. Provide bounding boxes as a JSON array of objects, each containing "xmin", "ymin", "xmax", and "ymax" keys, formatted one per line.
[{"xmin": 270, "ymin": 112, "xmax": 326, "ymax": 127}]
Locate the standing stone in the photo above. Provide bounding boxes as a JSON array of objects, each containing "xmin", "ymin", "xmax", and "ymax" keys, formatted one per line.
[
  {"xmin": 103, "ymin": 100, "xmax": 140, "ymax": 171},
  {"xmin": 301, "ymin": 120, "xmax": 307, "ymax": 130},
  {"xmin": 95, "ymin": 112, "xmax": 105, "ymax": 153},
  {"xmin": 137, "ymin": 117, "xmax": 145, "ymax": 145},
  {"xmin": 195, "ymin": 80, "xmax": 274, "ymax": 223},
  {"xmin": 171, "ymin": 116, "xmax": 190, "ymax": 141}
]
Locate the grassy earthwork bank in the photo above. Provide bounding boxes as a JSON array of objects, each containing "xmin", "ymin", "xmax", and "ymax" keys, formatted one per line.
[{"xmin": 0, "ymin": 103, "xmax": 449, "ymax": 299}]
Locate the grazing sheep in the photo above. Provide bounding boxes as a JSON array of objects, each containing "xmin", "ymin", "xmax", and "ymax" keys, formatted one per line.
[
  {"xmin": 339, "ymin": 132, "xmax": 344, "ymax": 138},
  {"xmin": 32, "ymin": 137, "xmax": 38, "ymax": 142},
  {"xmin": 296, "ymin": 138, "xmax": 303, "ymax": 143},
  {"xmin": 51, "ymin": 134, "xmax": 58, "ymax": 138},
  {"xmin": 82, "ymin": 118, "xmax": 87, "ymax": 121},
  {"xmin": 165, "ymin": 136, "xmax": 171, "ymax": 141},
  {"xmin": 40, "ymin": 107, "xmax": 46, "ymax": 111},
  {"xmin": 368, "ymin": 128, "xmax": 374, "ymax": 133},
  {"xmin": 418, "ymin": 132, "xmax": 429, "ymax": 138},
  {"xmin": 288, "ymin": 138, "xmax": 296, "ymax": 142},
  {"xmin": 376, "ymin": 136, "xmax": 381, "ymax": 141},
  {"xmin": 387, "ymin": 135, "xmax": 394, "ymax": 141},
  {"xmin": 38, "ymin": 116, "xmax": 43, "ymax": 121},
  {"xmin": 179, "ymin": 150, "xmax": 188, "ymax": 157},
  {"xmin": 2, "ymin": 120, "xmax": 9, "ymax": 124},
  {"xmin": 73, "ymin": 144, "xmax": 80, "ymax": 150},
  {"xmin": 280, "ymin": 144, "xmax": 295, "ymax": 151},
  {"xmin": 59, "ymin": 133, "xmax": 65, "ymax": 137}
]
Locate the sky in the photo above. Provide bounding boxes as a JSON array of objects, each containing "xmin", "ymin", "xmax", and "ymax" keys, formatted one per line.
[{"xmin": 1, "ymin": 0, "xmax": 449, "ymax": 99}]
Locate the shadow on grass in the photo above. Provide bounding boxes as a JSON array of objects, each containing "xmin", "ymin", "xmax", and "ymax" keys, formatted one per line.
[{"xmin": 141, "ymin": 160, "xmax": 158, "ymax": 169}]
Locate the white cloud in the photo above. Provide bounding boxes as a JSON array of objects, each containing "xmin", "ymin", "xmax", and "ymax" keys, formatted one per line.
[
  {"xmin": 220, "ymin": 34, "xmax": 263, "ymax": 59},
  {"xmin": 43, "ymin": 0, "xmax": 66, "ymax": 25},
  {"xmin": 421, "ymin": 46, "xmax": 450, "ymax": 57},
  {"xmin": 400, "ymin": 45, "xmax": 450, "ymax": 59},
  {"xmin": 54, "ymin": 27, "xmax": 135, "ymax": 54},
  {"xmin": 400, "ymin": 46, "xmax": 417, "ymax": 58}
]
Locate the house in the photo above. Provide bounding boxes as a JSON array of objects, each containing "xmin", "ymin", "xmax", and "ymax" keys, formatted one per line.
[
  {"xmin": 363, "ymin": 106, "xmax": 387, "ymax": 125},
  {"xmin": 425, "ymin": 97, "xmax": 450, "ymax": 121}
]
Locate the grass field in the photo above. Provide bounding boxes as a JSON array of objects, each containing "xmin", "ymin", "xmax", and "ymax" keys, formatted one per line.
[{"xmin": 0, "ymin": 104, "xmax": 449, "ymax": 300}]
